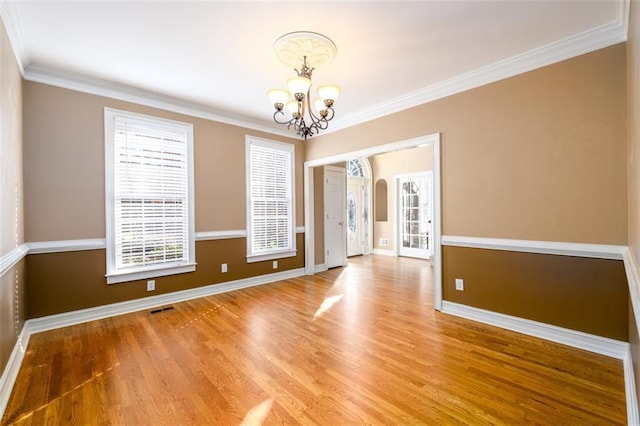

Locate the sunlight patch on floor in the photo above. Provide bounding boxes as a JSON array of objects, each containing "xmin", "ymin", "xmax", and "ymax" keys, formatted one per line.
[
  {"xmin": 241, "ymin": 398, "xmax": 273, "ymax": 426},
  {"xmin": 313, "ymin": 294, "xmax": 344, "ymax": 320}
]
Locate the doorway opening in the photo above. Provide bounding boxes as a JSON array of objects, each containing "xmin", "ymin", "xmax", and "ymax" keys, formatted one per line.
[{"xmin": 304, "ymin": 133, "xmax": 443, "ymax": 311}]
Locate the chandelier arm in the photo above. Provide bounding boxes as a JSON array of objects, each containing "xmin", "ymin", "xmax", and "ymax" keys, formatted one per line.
[
  {"xmin": 306, "ymin": 103, "xmax": 323, "ymax": 123},
  {"xmin": 323, "ymin": 107, "xmax": 336, "ymax": 122},
  {"xmin": 273, "ymin": 110, "xmax": 293, "ymax": 125},
  {"xmin": 313, "ymin": 118, "xmax": 329, "ymax": 131}
]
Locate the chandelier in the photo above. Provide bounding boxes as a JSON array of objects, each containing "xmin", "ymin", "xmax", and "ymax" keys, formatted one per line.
[{"xmin": 267, "ymin": 32, "xmax": 341, "ymax": 140}]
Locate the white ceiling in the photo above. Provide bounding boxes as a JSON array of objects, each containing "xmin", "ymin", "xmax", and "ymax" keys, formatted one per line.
[{"xmin": 0, "ymin": 0, "xmax": 628, "ymax": 138}]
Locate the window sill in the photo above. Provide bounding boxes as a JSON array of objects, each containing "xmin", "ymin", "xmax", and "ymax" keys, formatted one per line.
[
  {"xmin": 246, "ymin": 250, "xmax": 297, "ymax": 263},
  {"xmin": 106, "ymin": 263, "xmax": 197, "ymax": 284}
]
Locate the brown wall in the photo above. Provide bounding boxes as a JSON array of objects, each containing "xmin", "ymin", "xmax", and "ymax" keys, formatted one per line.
[
  {"xmin": 0, "ymin": 17, "xmax": 25, "ymax": 375},
  {"xmin": 443, "ymin": 246, "xmax": 628, "ymax": 340},
  {"xmin": 371, "ymin": 145, "xmax": 433, "ymax": 252},
  {"xmin": 628, "ymin": 0, "xmax": 640, "ymax": 406},
  {"xmin": 0, "ymin": 262, "xmax": 25, "ymax": 376},
  {"xmin": 27, "ymin": 234, "xmax": 304, "ymax": 318},
  {"xmin": 308, "ymin": 44, "xmax": 627, "ymax": 245}
]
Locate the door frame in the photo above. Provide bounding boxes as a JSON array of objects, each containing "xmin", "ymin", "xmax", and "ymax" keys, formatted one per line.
[
  {"xmin": 304, "ymin": 133, "xmax": 443, "ymax": 311},
  {"xmin": 395, "ymin": 171, "xmax": 434, "ymax": 259}
]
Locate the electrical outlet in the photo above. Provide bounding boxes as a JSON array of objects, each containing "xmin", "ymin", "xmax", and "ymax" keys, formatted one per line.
[
  {"xmin": 455, "ymin": 278, "xmax": 464, "ymax": 291},
  {"xmin": 273, "ymin": 260, "xmax": 278, "ymax": 269},
  {"xmin": 221, "ymin": 263, "xmax": 228, "ymax": 273},
  {"xmin": 147, "ymin": 280, "xmax": 155, "ymax": 291},
  {"xmin": 379, "ymin": 238, "xmax": 389, "ymax": 247}
]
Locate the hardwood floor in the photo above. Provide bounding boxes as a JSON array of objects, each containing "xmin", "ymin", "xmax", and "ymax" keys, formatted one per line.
[{"xmin": 3, "ymin": 255, "xmax": 626, "ymax": 424}]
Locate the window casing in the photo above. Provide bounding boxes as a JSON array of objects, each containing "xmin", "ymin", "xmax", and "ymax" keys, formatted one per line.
[
  {"xmin": 245, "ymin": 136, "xmax": 296, "ymax": 262},
  {"xmin": 105, "ymin": 108, "xmax": 195, "ymax": 284}
]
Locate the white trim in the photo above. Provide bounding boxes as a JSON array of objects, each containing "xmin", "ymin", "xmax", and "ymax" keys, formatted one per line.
[
  {"xmin": 619, "ymin": 0, "xmax": 631, "ymax": 40},
  {"xmin": 27, "ymin": 239, "xmax": 106, "ymax": 254},
  {"xmin": 246, "ymin": 250, "xmax": 297, "ymax": 264},
  {"xmin": 106, "ymin": 263, "xmax": 197, "ymax": 285},
  {"xmin": 23, "ymin": 229, "xmax": 306, "ymax": 251},
  {"xmin": 0, "ymin": 325, "xmax": 29, "ymax": 418},
  {"xmin": 432, "ymin": 140, "xmax": 442, "ymax": 310},
  {"xmin": 27, "ymin": 268, "xmax": 305, "ymax": 334},
  {"xmin": 624, "ymin": 345, "xmax": 639, "ymax": 426},
  {"xmin": 623, "ymin": 247, "xmax": 640, "ymax": 340},
  {"xmin": 314, "ymin": 263, "xmax": 328, "ymax": 273},
  {"xmin": 441, "ymin": 301, "xmax": 628, "ymax": 359},
  {"xmin": 372, "ymin": 248, "xmax": 395, "ymax": 257},
  {"xmin": 0, "ymin": 0, "xmax": 26, "ymax": 74},
  {"xmin": 442, "ymin": 235, "xmax": 626, "ymax": 260},
  {"xmin": 305, "ymin": 135, "xmax": 440, "ymax": 168},
  {"xmin": 304, "ymin": 164, "xmax": 315, "ymax": 275},
  {"xmin": 23, "ymin": 65, "xmax": 293, "ymax": 139},
  {"xmin": 0, "ymin": 245, "xmax": 28, "ymax": 277},
  {"xmin": 326, "ymin": 11, "xmax": 628, "ymax": 134},
  {"xmin": 623, "ymin": 247, "xmax": 640, "ymax": 426},
  {"xmin": 196, "ymin": 230, "xmax": 246, "ymax": 241}
]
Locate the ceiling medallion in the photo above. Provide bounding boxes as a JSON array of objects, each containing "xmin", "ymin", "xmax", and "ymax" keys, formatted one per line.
[{"xmin": 267, "ymin": 31, "xmax": 341, "ymax": 140}]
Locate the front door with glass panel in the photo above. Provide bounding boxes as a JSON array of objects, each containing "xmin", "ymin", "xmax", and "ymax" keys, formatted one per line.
[
  {"xmin": 347, "ymin": 178, "xmax": 364, "ymax": 256},
  {"xmin": 397, "ymin": 173, "xmax": 433, "ymax": 259}
]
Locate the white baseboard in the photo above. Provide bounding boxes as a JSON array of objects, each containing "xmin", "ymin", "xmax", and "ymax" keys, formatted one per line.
[
  {"xmin": 441, "ymin": 301, "xmax": 628, "ymax": 359},
  {"xmin": 624, "ymin": 345, "xmax": 639, "ymax": 426},
  {"xmin": 372, "ymin": 248, "xmax": 394, "ymax": 257},
  {"xmin": 314, "ymin": 264, "xmax": 328, "ymax": 273},
  {"xmin": 623, "ymin": 247, "xmax": 640, "ymax": 426},
  {"xmin": 0, "ymin": 325, "xmax": 30, "ymax": 418}
]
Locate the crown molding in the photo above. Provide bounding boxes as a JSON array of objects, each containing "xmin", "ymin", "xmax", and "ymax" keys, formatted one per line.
[
  {"xmin": 328, "ymin": 6, "xmax": 629, "ymax": 134},
  {"xmin": 0, "ymin": 0, "xmax": 25, "ymax": 74},
  {"xmin": 23, "ymin": 65, "xmax": 295, "ymax": 138}
]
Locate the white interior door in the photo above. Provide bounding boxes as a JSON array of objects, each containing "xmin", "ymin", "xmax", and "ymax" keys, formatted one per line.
[
  {"xmin": 347, "ymin": 178, "xmax": 364, "ymax": 257},
  {"xmin": 397, "ymin": 172, "xmax": 433, "ymax": 259},
  {"xmin": 324, "ymin": 166, "xmax": 346, "ymax": 268}
]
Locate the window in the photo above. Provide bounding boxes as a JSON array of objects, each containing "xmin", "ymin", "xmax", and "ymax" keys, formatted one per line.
[
  {"xmin": 245, "ymin": 136, "xmax": 296, "ymax": 262},
  {"xmin": 105, "ymin": 108, "xmax": 195, "ymax": 284},
  {"xmin": 347, "ymin": 158, "xmax": 364, "ymax": 178}
]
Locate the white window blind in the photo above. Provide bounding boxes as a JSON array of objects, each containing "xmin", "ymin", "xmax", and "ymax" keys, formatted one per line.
[
  {"xmin": 246, "ymin": 136, "xmax": 296, "ymax": 262},
  {"xmin": 105, "ymin": 109, "xmax": 195, "ymax": 284}
]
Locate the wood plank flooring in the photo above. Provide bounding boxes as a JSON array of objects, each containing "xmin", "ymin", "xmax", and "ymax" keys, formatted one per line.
[{"xmin": 2, "ymin": 255, "xmax": 626, "ymax": 424}]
